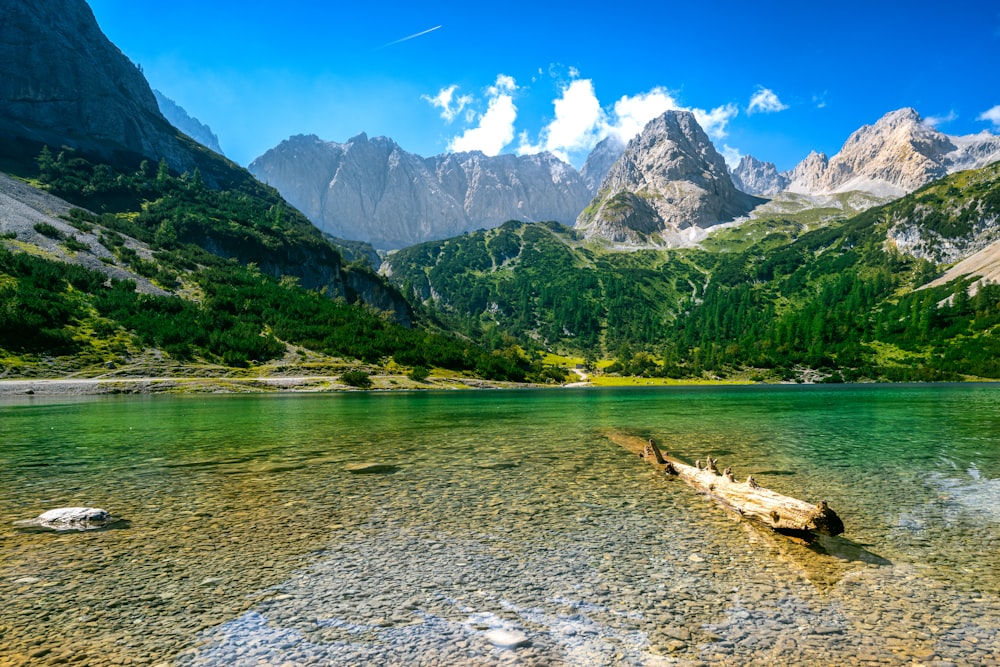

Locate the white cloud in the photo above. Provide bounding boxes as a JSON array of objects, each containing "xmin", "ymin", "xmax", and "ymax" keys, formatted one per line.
[
  {"xmin": 692, "ymin": 104, "xmax": 739, "ymax": 141},
  {"xmin": 444, "ymin": 72, "xmax": 742, "ymax": 168},
  {"xmin": 608, "ymin": 89, "xmax": 737, "ymax": 144},
  {"xmin": 608, "ymin": 87, "xmax": 683, "ymax": 142},
  {"xmin": 747, "ymin": 86, "xmax": 789, "ymax": 114},
  {"xmin": 978, "ymin": 105, "xmax": 1000, "ymax": 128},
  {"xmin": 422, "ymin": 84, "xmax": 472, "ymax": 123},
  {"xmin": 925, "ymin": 110, "xmax": 958, "ymax": 127},
  {"xmin": 518, "ymin": 78, "xmax": 605, "ymax": 162},
  {"xmin": 720, "ymin": 144, "xmax": 743, "ymax": 170},
  {"xmin": 448, "ymin": 75, "xmax": 518, "ymax": 155},
  {"xmin": 812, "ymin": 92, "xmax": 828, "ymax": 109}
]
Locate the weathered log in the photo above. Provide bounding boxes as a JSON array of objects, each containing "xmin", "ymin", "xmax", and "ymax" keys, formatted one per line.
[{"xmin": 602, "ymin": 431, "xmax": 844, "ymax": 537}]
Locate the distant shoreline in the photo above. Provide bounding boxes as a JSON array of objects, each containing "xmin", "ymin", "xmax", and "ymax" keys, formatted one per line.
[
  {"xmin": 5, "ymin": 375, "xmax": 987, "ymax": 397},
  {"xmin": 0, "ymin": 375, "xmax": 536, "ymax": 396}
]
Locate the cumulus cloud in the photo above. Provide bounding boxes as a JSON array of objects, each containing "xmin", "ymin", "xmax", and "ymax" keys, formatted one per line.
[
  {"xmin": 423, "ymin": 84, "xmax": 473, "ymax": 123},
  {"xmin": 516, "ymin": 81, "xmax": 739, "ymax": 167},
  {"xmin": 719, "ymin": 144, "xmax": 743, "ymax": 170},
  {"xmin": 978, "ymin": 105, "xmax": 1000, "ymax": 128},
  {"xmin": 608, "ymin": 87, "xmax": 682, "ymax": 142},
  {"xmin": 924, "ymin": 110, "xmax": 958, "ymax": 127},
  {"xmin": 448, "ymin": 75, "xmax": 518, "ymax": 155},
  {"xmin": 518, "ymin": 78, "xmax": 605, "ymax": 162},
  {"xmin": 747, "ymin": 86, "xmax": 789, "ymax": 114},
  {"xmin": 691, "ymin": 104, "xmax": 739, "ymax": 141},
  {"xmin": 439, "ymin": 71, "xmax": 743, "ymax": 167}
]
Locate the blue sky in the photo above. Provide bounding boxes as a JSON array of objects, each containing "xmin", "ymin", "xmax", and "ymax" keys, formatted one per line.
[{"xmin": 88, "ymin": 0, "xmax": 1000, "ymax": 171}]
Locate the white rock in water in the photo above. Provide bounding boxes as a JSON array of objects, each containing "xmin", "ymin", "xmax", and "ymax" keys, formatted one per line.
[
  {"xmin": 36, "ymin": 507, "xmax": 112, "ymax": 529},
  {"xmin": 484, "ymin": 629, "xmax": 530, "ymax": 649}
]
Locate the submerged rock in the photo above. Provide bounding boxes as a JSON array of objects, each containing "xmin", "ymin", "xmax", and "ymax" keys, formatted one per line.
[
  {"xmin": 16, "ymin": 507, "xmax": 113, "ymax": 531},
  {"xmin": 484, "ymin": 629, "xmax": 531, "ymax": 649}
]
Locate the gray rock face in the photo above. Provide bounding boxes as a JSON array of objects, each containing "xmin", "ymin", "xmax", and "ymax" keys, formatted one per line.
[
  {"xmin": 580, "ymin": 135, "xmax": 626, "ymax": 193},
  {"xmin": 786, "ymin": 108, "xmax": 1000, "ymax": 197},
  {"xmin": 248, "ymin": 134, "xmax": 593, "ymax": 249},
  {"xmin": 576, "ymin": 111, "xmax": 761, "ymax": 245},
  {"xmin": 731, "ymin": 155, "xmax": 788, "ymax": 196},
  {"xmin": 154, "ymin": 90, "xmax": 224, "ymax": 156},
  {"xmin": 785, "ymin": 151, "xmax": 830, "ymax": 194},
  {"xmin": 0, "ymin": 0, "xmax": 200, "ymax": 173}
]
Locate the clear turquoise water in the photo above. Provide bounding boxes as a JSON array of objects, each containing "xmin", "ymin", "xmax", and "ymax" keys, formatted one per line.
[{"xmin": 1, "ymin": 385, "xmax": 998, "ymax": 665}]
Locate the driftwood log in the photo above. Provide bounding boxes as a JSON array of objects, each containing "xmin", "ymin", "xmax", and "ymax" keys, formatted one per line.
[{"xmin": 603, "ymin": 431, "xmax": 844, "ymax": 537}]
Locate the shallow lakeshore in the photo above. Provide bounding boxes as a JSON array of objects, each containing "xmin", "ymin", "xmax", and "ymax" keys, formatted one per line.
[
  {"xmin": 2, "ymin": 385, "xmax": 998, "ymax": 666},
  {"xmin": 0, "ymin": 372, "xmax": 750, "ymax": 396},
  {"xmin": 0, "ymin": 374, "xmax": 535, "ymax": 396}
]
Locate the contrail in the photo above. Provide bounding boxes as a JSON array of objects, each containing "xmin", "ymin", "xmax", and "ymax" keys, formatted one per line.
[{"xmin": 379, "ymin": 25, "xmax": 442, "ymax": 49}]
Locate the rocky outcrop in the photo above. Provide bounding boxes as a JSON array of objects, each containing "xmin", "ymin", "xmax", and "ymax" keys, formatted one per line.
[
  {"xmin": 731, "ymin": 155, "xmax": 787, "ymax": 196},
  {"xmin": 0, "ymin": 0, "xmax": 207, "ymax": 174},
  {"xmin": 15, "ymin": 507, "xmax": 114, "ymax": 531},
  {"xmin": 580, "ymin": 135, "xmax": 626, "ymax": 193},
  {"xmin": 786, "ymin": 108, "xmax": 1000, "ymax": 197},
  {"xmin": 343, "ymin": 267, "xmax": 413, "ymax": 327},
  {"xmin": 248, "ymin": 134, "xmax": 593, "ymax": 249},
  {"xmin": 576, "ymin": 111, "xmax": 761, "ymax": 245},
  {"xmin": 154, "ymin": 90, "xmax": 224, "ymax": 156}
]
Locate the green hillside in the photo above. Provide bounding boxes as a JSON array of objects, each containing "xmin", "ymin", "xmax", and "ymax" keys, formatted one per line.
[
  {"xmin": 0, "ymin": 147, "xmax": 544, "ymax": 383},
  {"xmin": 387, "ymin": 162, "xmax": 1000, "ymax": 382}
]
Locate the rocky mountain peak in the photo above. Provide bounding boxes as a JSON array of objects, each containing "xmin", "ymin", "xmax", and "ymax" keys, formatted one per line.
[
  {"xmin": 731, "ymin": 155, "xmax": 788, "ymax": 196},
  {"xmin": 580, "ymin": 135, "xmax": 626, "ymax": 194},
  {"xmin": 786, "ymin": 108, "xmax": 1000, "ymax": 197},
  {"xmin": 576, "ymin": 110, "xmax": 760, "ymax": 245}
]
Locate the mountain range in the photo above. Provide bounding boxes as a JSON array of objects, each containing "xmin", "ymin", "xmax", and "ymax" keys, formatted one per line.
[
  {"xmin": 248, "ymin": 133, "xmax": 594, "ymax": 249},
  {"xmin": 3, "ymin": 0, "xmax": 1000, "ymax": 385},
  {"xmin": 734, "ymin": 108, "xmax": 1000, "ymax": 199},
  {"xmin": 248, "ymin": 106, "xmax": 1000, "ymax": 250}
]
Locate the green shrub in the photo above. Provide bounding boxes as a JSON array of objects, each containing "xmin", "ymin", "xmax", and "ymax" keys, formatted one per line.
[
  {"xmin": 408, "ymin": 365, "xmax": 430, "ymax": 382},
  {"xmin": 34, "ymin": 222, "xmax": 64, "ymax": 240},
  {"xmin": 62, "ymin": 237, "xmax": 89, "ymax": 253},
  {"xmin": 341, "ymin": 369, "xmax": 373, "ymax": 388}
]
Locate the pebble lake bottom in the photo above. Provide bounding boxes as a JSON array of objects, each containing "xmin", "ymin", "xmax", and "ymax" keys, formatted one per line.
[{"xmin": 1, "ymin": 384, "xmax": 998, "ymax": 666}]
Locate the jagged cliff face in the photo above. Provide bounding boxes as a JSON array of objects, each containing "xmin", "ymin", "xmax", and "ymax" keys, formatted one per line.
[
  {"xmin": 786, "ymin": 108, "xmax": 1000, "ymax": 197},
  {"xmin": 154, "ymin": 91, "xmax": 225, "ymax": 156},
  {"xmin": 580, "ymin": 135, "xmax": 626, "ymax": 193},
  {"xmin": 730, "ymin": 155, "xmax": 788, "ymax": 196},
  {"xmin": 576, "ymin": 111, "xmax": 760, "ymax": 245},
  {"xmin": 0, "ymin": 0, "xmax": 203, "ymax": 173},
  {"xmin": 248, "ymin": 134, "xmax": 593, "ymax": 249}
]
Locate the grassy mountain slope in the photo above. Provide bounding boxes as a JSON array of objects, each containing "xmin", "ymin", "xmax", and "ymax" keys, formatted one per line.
[
  {"xmin": 386, "ymin": 162, "xmax": 1000, "ymax": 382},
  {"xmin": 0, "ymin": 148, "xmax": 544, "ymax": 383}
]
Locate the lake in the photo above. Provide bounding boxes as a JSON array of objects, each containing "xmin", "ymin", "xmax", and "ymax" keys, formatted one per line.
[{"xmin": 1, "ymin": 385, "xmax": 998, "ymax": 666}]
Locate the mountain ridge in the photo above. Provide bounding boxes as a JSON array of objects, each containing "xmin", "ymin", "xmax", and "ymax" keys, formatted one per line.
[
  {"xmin": 248, "ymin": 133, "xmax": 594, "ymax": 250},
  {"xmin": 785, "ymin": 108, "xmax": 1000, "ymax": 197},
  {"xmin": 153, "ymin": 90, "xmax": 225, "ymax": 156}
]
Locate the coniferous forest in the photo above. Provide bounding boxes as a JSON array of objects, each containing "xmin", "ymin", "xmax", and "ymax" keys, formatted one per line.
[
  {"xmin": 3, "ymin": 145, "xmax": 1000, "ymax": 384},
  {"xmin": 387, "ymin": 162, "xmax": 1000, "ymax": 382}
]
